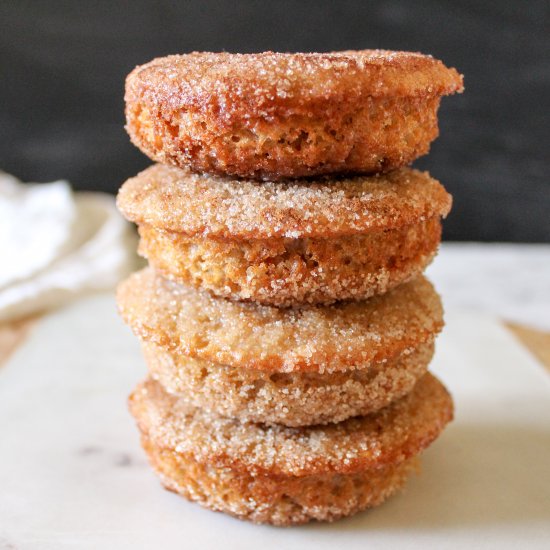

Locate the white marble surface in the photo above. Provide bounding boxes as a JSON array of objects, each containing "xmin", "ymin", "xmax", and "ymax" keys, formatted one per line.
[
  {"xmin": 0, "ymin": 288, "xmax": 550, "ymax": 548},
  {"xmin": 428, "ymin": 243, "xmax": 550, "ymax": 331},
  {"xmin": 1, "ymin": 244, "xmax": 549, "ymax": 549}
]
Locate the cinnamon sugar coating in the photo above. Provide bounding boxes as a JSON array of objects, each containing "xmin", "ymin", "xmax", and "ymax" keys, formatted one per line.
[
  {"xmin": 129, "ymin": 374, "xmax": 452, "ymax": 524},
  {"xmin": 143, "ymin": 340, "xmax": 434, "ymax": 427},
  {"xmin": 125, "ymin": 51, "xmax": 463, "ymax": 179},
  {"xmin": 130, "ymin": 373, "xmax": 452, "ymax": 477},
  {"xmin": 138, "ymin": 216, "xmax": 441, "ymax": 306},
  {"xmin": 116, "ymin": 269, "xmax": 443, "ymax": 373},
  {"xmin": 144, "ymin": 434, "xmax": 418, "ymax": 525},
  {"xmin": 117, "ymin": 165, "xmax": 452, "ymax": 239}
]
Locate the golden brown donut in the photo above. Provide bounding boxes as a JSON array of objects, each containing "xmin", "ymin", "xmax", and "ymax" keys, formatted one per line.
[
  {"xmin": 137, "ymin": 218, "xmax": 440, "ymax": 306},
  {"xmin": 117, "ymin": 165, "xmax": 452, "ymax": 239},
  {"xmin": 116, "ymin": 268, "xmax": 443, "ymax": 374},
  {"xmin": 143, "ymin": 340, "xmax": 434, "ymax": 427},
  {"xmin": 129, "ymin": 373, "xmax": 453, "ymax": 525},
  {"xmin": 125, "ymin": 51, "xmax": 463, "ymax": 179},
  {"xmin": 117, "ymin": 165, "xmax": 451, "ymax": 305}
]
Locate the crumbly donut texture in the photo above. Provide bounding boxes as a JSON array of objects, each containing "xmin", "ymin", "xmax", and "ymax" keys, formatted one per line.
[
  {"xmin": 117, "ymin": 165, "xmax": 452, "ymax": 239},
  {"xmin": 116, "ymin": 269, "xmax": 443, "ymax": 373},
  {"xmin": 138, "ymin": 216, "xmax": 442, "ymax": 306},
  {"xmin": 129, "ymin": 374, "xmax": 453, "ymax": 525},
  {"xmin": 125, "ymin": 51, "xmax": 463, "ymax": 179},
  {"xmin": 143, "ymin": 340, "xmax": 434, "ymax": 426}
]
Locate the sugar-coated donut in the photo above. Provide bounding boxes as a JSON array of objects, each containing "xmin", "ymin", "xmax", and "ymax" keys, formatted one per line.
[
  {"xmin": 125, "ymin": 51, "xmax": 463, "ymax": 180},
  {"xmin": 129, "ymin": 373, "xmax": 453, "ymax": 525}
]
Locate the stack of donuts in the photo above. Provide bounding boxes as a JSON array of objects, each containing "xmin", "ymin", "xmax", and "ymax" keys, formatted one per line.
[{"xmin": 116, "ymin": 51, "xmax": 463, "ymax": 525}]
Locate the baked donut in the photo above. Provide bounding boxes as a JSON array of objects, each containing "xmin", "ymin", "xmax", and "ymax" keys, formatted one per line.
[
  {"xmin": 125, "ymin": 50, "xmax": 463, "ymax": 180},
  {"xmin": 117, "ymin": 165, "xmax": 452, "ymax": 306},
  {"xmin": 116, "ymin": 269, "xmax": 443, "ymax": 374},
  {"xmin": 129, "ymin": 373, "xmax": 453, "ymax": 525}
]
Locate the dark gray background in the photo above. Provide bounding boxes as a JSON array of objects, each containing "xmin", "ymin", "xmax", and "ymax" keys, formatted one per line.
[{"xmin": 1, "ymin": 0, "xmax": 549, "ymax": 242}]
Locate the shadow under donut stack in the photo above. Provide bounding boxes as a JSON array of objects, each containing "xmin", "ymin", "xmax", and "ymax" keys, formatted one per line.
[{"xmin": 116, "ymin": 51, "xmax": 463, "ymax": 526}]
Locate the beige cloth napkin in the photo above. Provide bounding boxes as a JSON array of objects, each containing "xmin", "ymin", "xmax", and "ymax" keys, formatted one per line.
[{"xmin": 0, "ymin": 171, "xmax": 137, "ymax": 321}]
